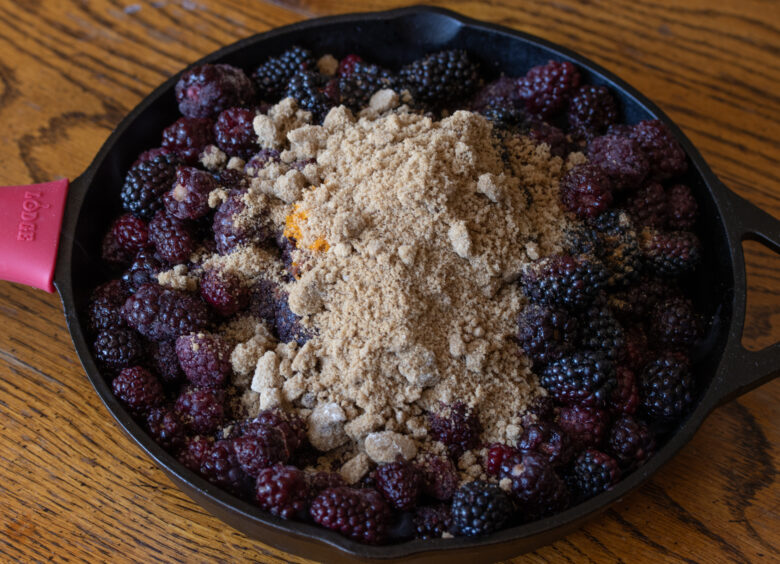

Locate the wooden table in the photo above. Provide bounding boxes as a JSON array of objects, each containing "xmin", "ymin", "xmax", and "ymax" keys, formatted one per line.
[{"xmin": 0, "ymin": 1, "xmax": 777, "ymax": 562}]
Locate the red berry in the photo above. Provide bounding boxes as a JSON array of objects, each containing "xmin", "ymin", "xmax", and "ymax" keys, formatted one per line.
[
  {"xmin": 255, "ymin": 464, "xmax": 310, "ymax": 519},
  {"xmin": 310, "ymin": 487, "xmax": 392, "ymax": 544},
  {"xmin": 175, "ymin": 332, "xmax": 233, "ymax": 388},
  {"xmin": 375, "ymin": 460, "xmax": 422, "ymax": 511},
  {"xmin": 174, "ymin": 387, "xmax": 225, "ymax": 435},
  {"xmin": 112, "ymin": 366, "xmax": 164, "ymax": 414},
  {"xmin": 200, "ymin": 269, "xmax": 249, "ymax": 317}
]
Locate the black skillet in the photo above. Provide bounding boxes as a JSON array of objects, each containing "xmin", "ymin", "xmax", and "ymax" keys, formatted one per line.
[{"xmin": 1, "ymin": 6, "xmax": 778, "ymax": 563}]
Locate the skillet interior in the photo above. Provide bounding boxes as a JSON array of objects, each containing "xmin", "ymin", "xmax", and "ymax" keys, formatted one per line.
[{"xmin": 56, "ymin": 7, "xmax": 737, "ymax": 562}]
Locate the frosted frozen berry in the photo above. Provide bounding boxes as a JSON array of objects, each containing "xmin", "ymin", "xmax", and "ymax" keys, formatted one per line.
[
  {"xmin": 577, "ymin": 305, "xmax": 624, "ymax": 361},
  {"xmin": 588, "ymin": 134, "xmax": 649, "ymax": 192},
  {"xmin": 112, "ymin": 366, "xmax": 164, "ymax": 414},
  {"xmin": 450, "ymin": 481, "xmax": 513, "ymax": 537},
  {"xmin": 94, "ymin": 327, "xmax": 143, "ymax": 368},
  {"xmin": 233, "ymin": 425, "xmax": 290, "ymax": 477},
  {"xmin": 649, "ymin": 296, "xmax": 701, "ymax": 348},
  {"xmin": 250, "ymin": 409, "xmax": 307, "ymax": 453},
  {"xmin": 110, "ymin": 214, "xmax": 150, "ymax": 254},
  {"xmin": 122, "ymin": 284, "xmax": 210, "ymax": 341},
  {"xmin": 527, "ymin": 120, "xmax": 571, "ymax": 157},
  {"xmin": 161, "ymin": 116, "xmax": 214, "ymax": 163},
  {"xmin": 201, "ymin": 439, "xmax": 249, "ymax": 494},
  {"xmin": 213, "ymin": 191, "xmax": 268, "ymax": 254},
  {"xmin": 88, "ymin": 280, "xmax": 128, "ymax": 334},
  {"xmin": 640, "ymin": 229, "xmax": 701, "ymax": 277},
  {"xmin": 177, "ymin": 436, "xmax": 212, "ymax": 472},
  {"xmin": 162, "ymin": 166, "xmax": 217, "ymax": 220},
  {"xmin": 214, "ymin": 107, "xmax": 258, "ymax": 159},
  {"xmin": 627, "ymin": 182, "xmax": 667, "ymax": 228},
  {"xmin": 560, "ymin": 163, "xmax": 614, "ymax": 218},
  {"xmin": 174, "ymin": 387, "xmax": 225, "ymax": 435},
  {"xmin": 666, "ymin": 184, "xmax": 698, "ymax": 230},
  {"xmin": 607, "ymin": 415, "xmax": 656, "ymax": 469},
  {"xmin": 255, "ymin": 464, "xmax": 310, "ymax": 519},
  {"xmin": 148, "ymin": 210, "xmax": 194, "ymax": 264},
  {"xmin": 640, "ymin": 352, "xmax": 696, "ymax": 422},
  {"xmin": 121, "ymin": 152, "xmax": 180, "ymax": 219},
  {"xmin": 244, "ymin": 149, "xmax": 281, "ymax": 177},
  {"xmin": 375, "ymin": 460, "xmax": 422, "ymax": 511},
  {"xmin": 519, "ymin": 60, "xmax": 581, "ymax": 119},
  {"xmin": 540, "ymin": 351, "xmax": 616, "ymax": 407},
  {"xmin": 485, "ymin": 443, "xmax": 520, "ymax": 477},
  {"xmin": 253, "ymin": 46, "xmax": 314, "ymax": 99},
  {"xmin": 400, "ymin": 49, "xmax": 481, "ymax": 106},
  {"xmin": 568, "ymin": 449, "xmax": 621, "ymax": 501},
  {"xmin": 428, "ymin": 402, "xmax": 481, "ymax": 459},
  {"xmin": 609, "ymin": 365, "xmax": 639, "ymax": 415},
  {"xmin": 517, "ymin": 422, "xmax": 574, "ymax": 467},
  {"xmin": 417, "ymin": 454, "xmax": 459, "ymax": 501},
  {"xmin": 199, "ymin": 268, "xmax": 248, "ymax": 317},
  {"xmin": 629, "ymin": 119, "xmax": 687, "ymax": 180},
  {"xmin": 413, "ymin": 505, "xmax": 453, "ymax": 539},
  {"xmin": 338, "ymin": 60, "xmax": 396, "ymax": 111},
  {"xmin": 310, "ymin": 487, "xmax": 392, "ymax": 544},
  {"xmin": 521, "ymin": 254, "xmax": 608, "ymax": 309},
  {"xmin": 556, "ymin": 405, "xmax": 610, "ymax": 449},
  {"xmin": 176, "ymin": 63, "xmax": 255, "ymax": 118},
  {"xmin": 471, "ymin": 76, "xmax": 523, "ymax": 113},
  {"xmin": 567, "ymin": 85, "xmax": 619, "ymax": 138},
  {"xmin": 272, "ymin": 288, "xmax": 314, "ymax": 346},
  {"xmin": 146, "ymin": 407, "xmax": 186, "ymax": 451},
  {"xmin": 122, "ymin": 250, "xmax": 163, "ymax": 293},
  {"xmin": 499, "ymin": 451, "xmax": 569, "ymax": 520},
  {"xmin": 149, "ymin": 339, "xmax": 185, "ymax": 384},
  {"xmin": 175, "ymin": 332, "xmax": 232, "ymax": 388},
  {"xmin": 516, "ymin": 304, "xmax": 578, "ymax": 368},
  {"xmin": 285, "ymin": 71, "xmax": 333, "ymax": 122}
]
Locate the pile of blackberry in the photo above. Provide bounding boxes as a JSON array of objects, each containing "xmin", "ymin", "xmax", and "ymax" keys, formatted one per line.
[{"xmin": 87, "ymin": 49, "xmax": 707, "ymax": 545}]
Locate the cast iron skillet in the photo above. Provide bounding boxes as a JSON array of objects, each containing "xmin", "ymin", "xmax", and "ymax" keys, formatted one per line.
[{"xmin": 4, "ymin": 6, "xmax": 778, "ymax": 563}]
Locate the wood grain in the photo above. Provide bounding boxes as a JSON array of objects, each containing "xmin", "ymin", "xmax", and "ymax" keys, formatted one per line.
[{"xmin": 0, "ymin": 1, "xmax": 777, "ymax": 562}]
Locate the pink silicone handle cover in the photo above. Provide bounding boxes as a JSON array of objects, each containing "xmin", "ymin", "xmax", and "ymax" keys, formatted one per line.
[{"xmin": 0, "ymin": 179, "xmax": 69, "ymax": 292}]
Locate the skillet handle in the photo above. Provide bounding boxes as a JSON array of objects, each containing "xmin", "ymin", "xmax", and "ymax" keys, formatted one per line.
[
  {"xmin": 716, "ymin": 188, "xmax": 780, "ymax": 405},
  {"xmin": 0, "ymin": 179, "xmax": 70, "ymax": 292}
]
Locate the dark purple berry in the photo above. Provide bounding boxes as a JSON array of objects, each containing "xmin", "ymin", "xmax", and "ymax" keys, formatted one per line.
[
  {"xmin": 375, "ymin": 460, "xmax": 422, "ymax": 511},
  {"xmin": 556, "ymin": 405, "xmax": 610, "ymax": 450},
  {"xmin": 609, "ymin": 365, "xmax": 639, "ymax": 415},
  {"xmin": 233, "ymin": 425, "xmax": 290, "ymax": 477},
  {"xmin": 149, "ymin": 339, "xmax": 185, "ymax": 384},
  {"xmin": 163, "ymin": 166, "xmax": 218, "ymax": 220},
  {"xmin": 213, "ymin": 191, "xmax": 268, "ymax": 254},
  {"xmin": 516, "ymin": 304, "xmax": 578, "ymax": 368},
  {"xmin": 399, "ymin": 50, "xmax": 480, "ymax": 106},
  {"xmin": 146, "ymin": 407, "xmax": 186, "ymax": 451},
  {"xmin": 121, "ymin": 152, "xmax": 180, "ymax": 219},
  {"xmin": 214, "ymin": 107, "xmax": 258, "ymax": 159},
  {"xmin": 94, "ymin": 327, "xmax": 143, "ymax": 368},
  {"xmin": 499, "ymin": 451, "xmax": 569, "ymax": 520},
  {"xmin": 310, "ymin": 487, "xmax": 392, "ymax": 544},
  {"xmin": 517, "ymin": 422, "xmax": 574, "ymax": 467},
  {"xmin": 101, "ymin": 230, "xmax": 134, "ymax": 266},
  {"xmin": 450, "ymin": 480, "xmax": 513, "ymax": 537},
  {"xmin": 560, "ymin": 163, "xmax": 614, "ymax": 218},
  {"xmin": 199, "ymin": 268, "xmax": 249, "ymax": 317},
  {"xmin": 161, "ymin": 116, "xmax": 215, "ymax": 163},
  {"xmin": 629, "ymin": 119, "xmax": 687, "ymax": 180},
  {"xmin": 177, "ymin": 436, "xmax": 212, "ymax": 472},
  {"xmin": 588, "ymin": 134, "xmax": 649, "ymax": 191},
  {"xmin": 519, "ymin": 60, "xmax": 581, "ymax": 118},
  {"xmin": 285, "ymin": 71, "xmax": 334, "ymax": 122},
  {"xmin": 521, "ymin": 254, "xmax": 608, "ymax": 309},
  {"xmin": 413, "ymin": 505, "xmax": 453, "ymax": 539},
  {"xmin": 567, "ymin": 85, "xmax": 619, "ymax": 138},
  {"xmin": 255, "ymin": 464, "xmax": 310, "ymax": 519},
  {"xmin": 640, "ymin": 229, "xmax": 701, "ymax": 277},
  {"xmin": 640, "ymin": 352, "xmax": 696, "ymax": 422},
  {"xmin": 527, "ymin": 120, "xmax": 571, "ymax": 157},
  {"xmin": 627, "ymin": 182, "xmax": 667, "ymax": 228},
  {"xmin": 148, "ymin": 210, "xmax": 195, "ymax": 264},
  {"xmin": 176, "ymin": 63, "xmax": 255, "ymax": 118},
  {"xmin": 485, "ymin": 443, "xmax": 520, "ymax": 477},
  {"xmin": 250, "ymin": 409, "xmax": 307, "ymax": 453},
  {"xmin": 338, "ymin": 60, "xmax": 396, "ymax": 111},
  {"xmin": 122, "ymin": 284, "xmax": 210, "ymax": 341},
  {"xmin": 111, "ymin": 214, "xmax": 150, "ymax": 254},
  {"xmin": 428, "ymin": 402, "xmax": 481, "ymax": 459},
  {"xmin": 112, "ymin": 366, "xmax": 164, "ymax": 414},
  {"xmin": 666, "ymin": 184, "xmax": 698, "ymax": 230},
  {"xmin": 122, "ymin": 250, "xmax": 164, "ymax": 293},
  {"xmin": 244, "ymin": 149, "xmax": 281, "ymax": 177},
  {"xmin": 88, "ymin": 280, "xmax": 128, "ymax": 334},
  {"xmin": 540, "ymin": 351, "xmax": 617, "ymax": 407},
  {"xmin": 607, "ymin": 415, "xmax": 656, "ymax": 469},
  {"xmin": 253, "ymin": 46, "xmax": 315, "ymax": 100},
  {"xmin": 174, "ymin": 387, "xmax": 225, "ymax": 435},
  {"xmin": 272, "ymin": 288, "xmax": 314, "ymax": 346},
  {"xmin": 577, "ymin": 305, "xmax": 624, "ymax": 361},
  {"xmin": 649, "ymin": 296, "xmax": 701, "ymax": 348},
  {"xmin": 175, "ymin": 332, "xmax": 232, "ymax": 388},
  {"xmin": 568, "ymin": 449, "xmax": 621, "ymax": 500},
  {"xmin": 200, "ymin": 439, "xmax": 249, "ymax": 494}
]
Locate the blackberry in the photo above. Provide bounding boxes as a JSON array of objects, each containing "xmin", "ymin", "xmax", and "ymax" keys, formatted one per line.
[
  {"xmin": 567, "ymin": 85, "xmax": 619, "ymax": 138},
  {"xmin": 399, "ymin": 50, "xmax": 481, "ymax": 106},
  {"xmin": 516, "ymin": 304, "xmax": 578, "ymax": 368},
  {"xmin": 253, "ymin": 46, "xmax": 315, "ymax": 100},
  {"xmin": 161, "ymin": 116, "xmax": 214, "ymax": 163},
  {"xmin": 413, "ymin": 505, "xmax": 453, "ymax": 539},
  {"xmin": 587, "ymin": 134, "xmax": 649, "ymax": 192},
  {"xmin": 163, "ymin": 166, "xmax": 218, "ymax": 220},
  {"xmin": 233, "ymin": 425, "xmax": 290, "ymax": 477},
  {"xmin": 519, "ymin": 60, "xmax": 581, "ymax": 119},
  {"xmin": 609, "ymin": 276, "xmax": 681, "ymax": 321},
  {"xmin": 375, "ymin": 460, "xmax": 422, "ymax": 511},
  {"xmin": 200, "ymin": 439, "xmax": 249, "ymax": 494},
  {"xmin": 272, "ymin": 288, "xmax": 314, "ymax": 346},
  {"xmin": 175, "ymin": 332, "xmax": 233, "ymax": 388},
  {"xmin": 640, "ymin": 352, "xmax": 696, "ymax": 422},
  {"xmin": 427, "ymin": 402, "xmax": 481, "ymax": 459},
  {"xmin": 471, "ymin": 76, "xmax": 523, "ymax": 113},
  {"xmin": 568, "ymin": 449, "xmax": 621, "ymax": 501},
  {"xmin": 122, "ymin": 250, "xmax": 163, "ymax": 293},
  {"xmin": 338, "ymin": 60, "xmax": 396, "ymax": 111},
  {"xmin": 609, "ymin": 365, "xmax": 639, "ymax": 415},
  {"xmin": 133, "ymin": 147, "xmax": 172, "ymax": 167},
  {"xmin": 588, "ymin": 211, "xmax": 643, "ymax": 287},
  {"xmin": 88, "ymin": 280, "xmax": 128, "ymax": 334},
  {"xmin": 517, "ymin": 422, "xmax": 575, "ymax": 467},
  {"xmin": 255, "ymin": 464, "xmax": 310, "ymax": 519},
  {"xmin": 148, "ymin": 210, "xmax": 195, "ymax": 264},
  {"xmin": 244, "ymin": 149, "xmax": 281, "ymax": 177},
  {"xmin": 120, "ymin": 152, "xmax": 180, "ymax": 219},
  {"xmin": 499, "ymin": 451, "xmax": 569, "ymax": 520},
  {"xmin": 520, "ymin": 395, "xmax": 555, "ymax": 427},
  {"xmin": 521, "ymin": 254, "xmax": 608, "ymax": 309},
  {"xmin": 101, "ymin": 229, "xmax": 134, "ymax": 267},
  {"xmin": 640, "ymin": 229, "xmax": 701, "ymax": 277},
  {"xmin": 200, "ymin": 268, "xmax": 249, "ymax": 317},
  {"xmin": 310, "ymin": 487, "xmax": 392, "ymax": 544},
  {"xmin": 307, "ymin": 471, "xmax": 346, "ymax": 498},
  {"xmin": 93, "ymin": 327, "xmax": 143, "ymax": 369},
  {"xmin": 649, "ymin": 296, "xmax": 701, "ymax": 348},
  {"xmin": 249, "ymin": 278, "xmax": 280, "ymax": 327},
  {"xmin": 145, "ymin": 407, "xmax": 186, "ymax": 452},
  {"xmin": 627, "ymin": 182, "xmax": 667, "ymax": 228},
  {"xmin": 540, "ymin": 351, "xmax": 617, "ymax": 407},
  {"xmin": 607, "ymin": 415, "xmax": 656, "ymax": 469},
  {"xmin": 122, "ymin": 284, "xmax": 210, "ymax": 341},
  {"xmin": 619, "ymin": 325, "xmax": 649, "ymax": 375},
  {"xmin": 479, "ymin": 101, "xmax": 526, "ymax": 130},
  {"xmin": 214, "ymin": 107, "xmax": 258, "ymax": 159},
  {"xmin": 213, "ymin": 191, "xmax": 268, "ymax": 254},
  {"xmin": 629, "ymin": 119, "xmax": 687, "ymax": 180},
  {"xmin": 174, "ymin": 387, "xmax": 225, "ymax": 435},
  {"xmin": 485, "ymin": 443, "xmax": 521, "ymax": 477},
  {"xmin": 577, "ymin": 305, "xmax": 624, "ymax": 361},
  {"xmin": 214, "ymin": 167, "xmax": 250, "ymax": 191},
  {"xmin": 450, "ymin": 481, "xmax": 513, "ymax": 537},
  {"xmin": 285, "ymin": 71, "xmax": 333, "ymax": 122},
  {"xmin": 417, "ymin": 454, "xmax": 459, "ymax": 501},
  {"xmin": 337, "ymin": 54, "xmax": 363, "ymax": 77},
  {"xmin": 110, "ymin": 214, "xmax": 150, "ymax": 254},
  {"xmin": 556, "ymin": 405, "xmax": 610, "ymax": 450},
  {"xmin": 175, "ymin": 63, "xmax": 256, "ymax": 118},
  {"xmin": 527, "ymin": 120, "xmax": 571, "ymax": 157},
  {"xmin": 560, "ymin": 163, "xmax": 614, "ymax": 218},
  {"xmin": 111, "ymin": 366, "xmax": 164, "ymax": 414},
  {"xmin": 250, "ymin": 409, "xmax": 307, "ymax": 453},
  {"xmin": 177, "ymin": 436, "xmax": 212, "ymax": 472},
  {"xmin": 666, "ymin": 184, "xmax": 698, "ymax": 230},
  {"xmin": 149, "ymin": 339, "xmax": 185, "ymax": 385}
]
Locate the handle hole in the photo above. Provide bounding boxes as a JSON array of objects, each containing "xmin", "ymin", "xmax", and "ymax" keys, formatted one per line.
[{"xmin": 741, "ymin": 240, "xmax": 780, "ymax": 351}]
